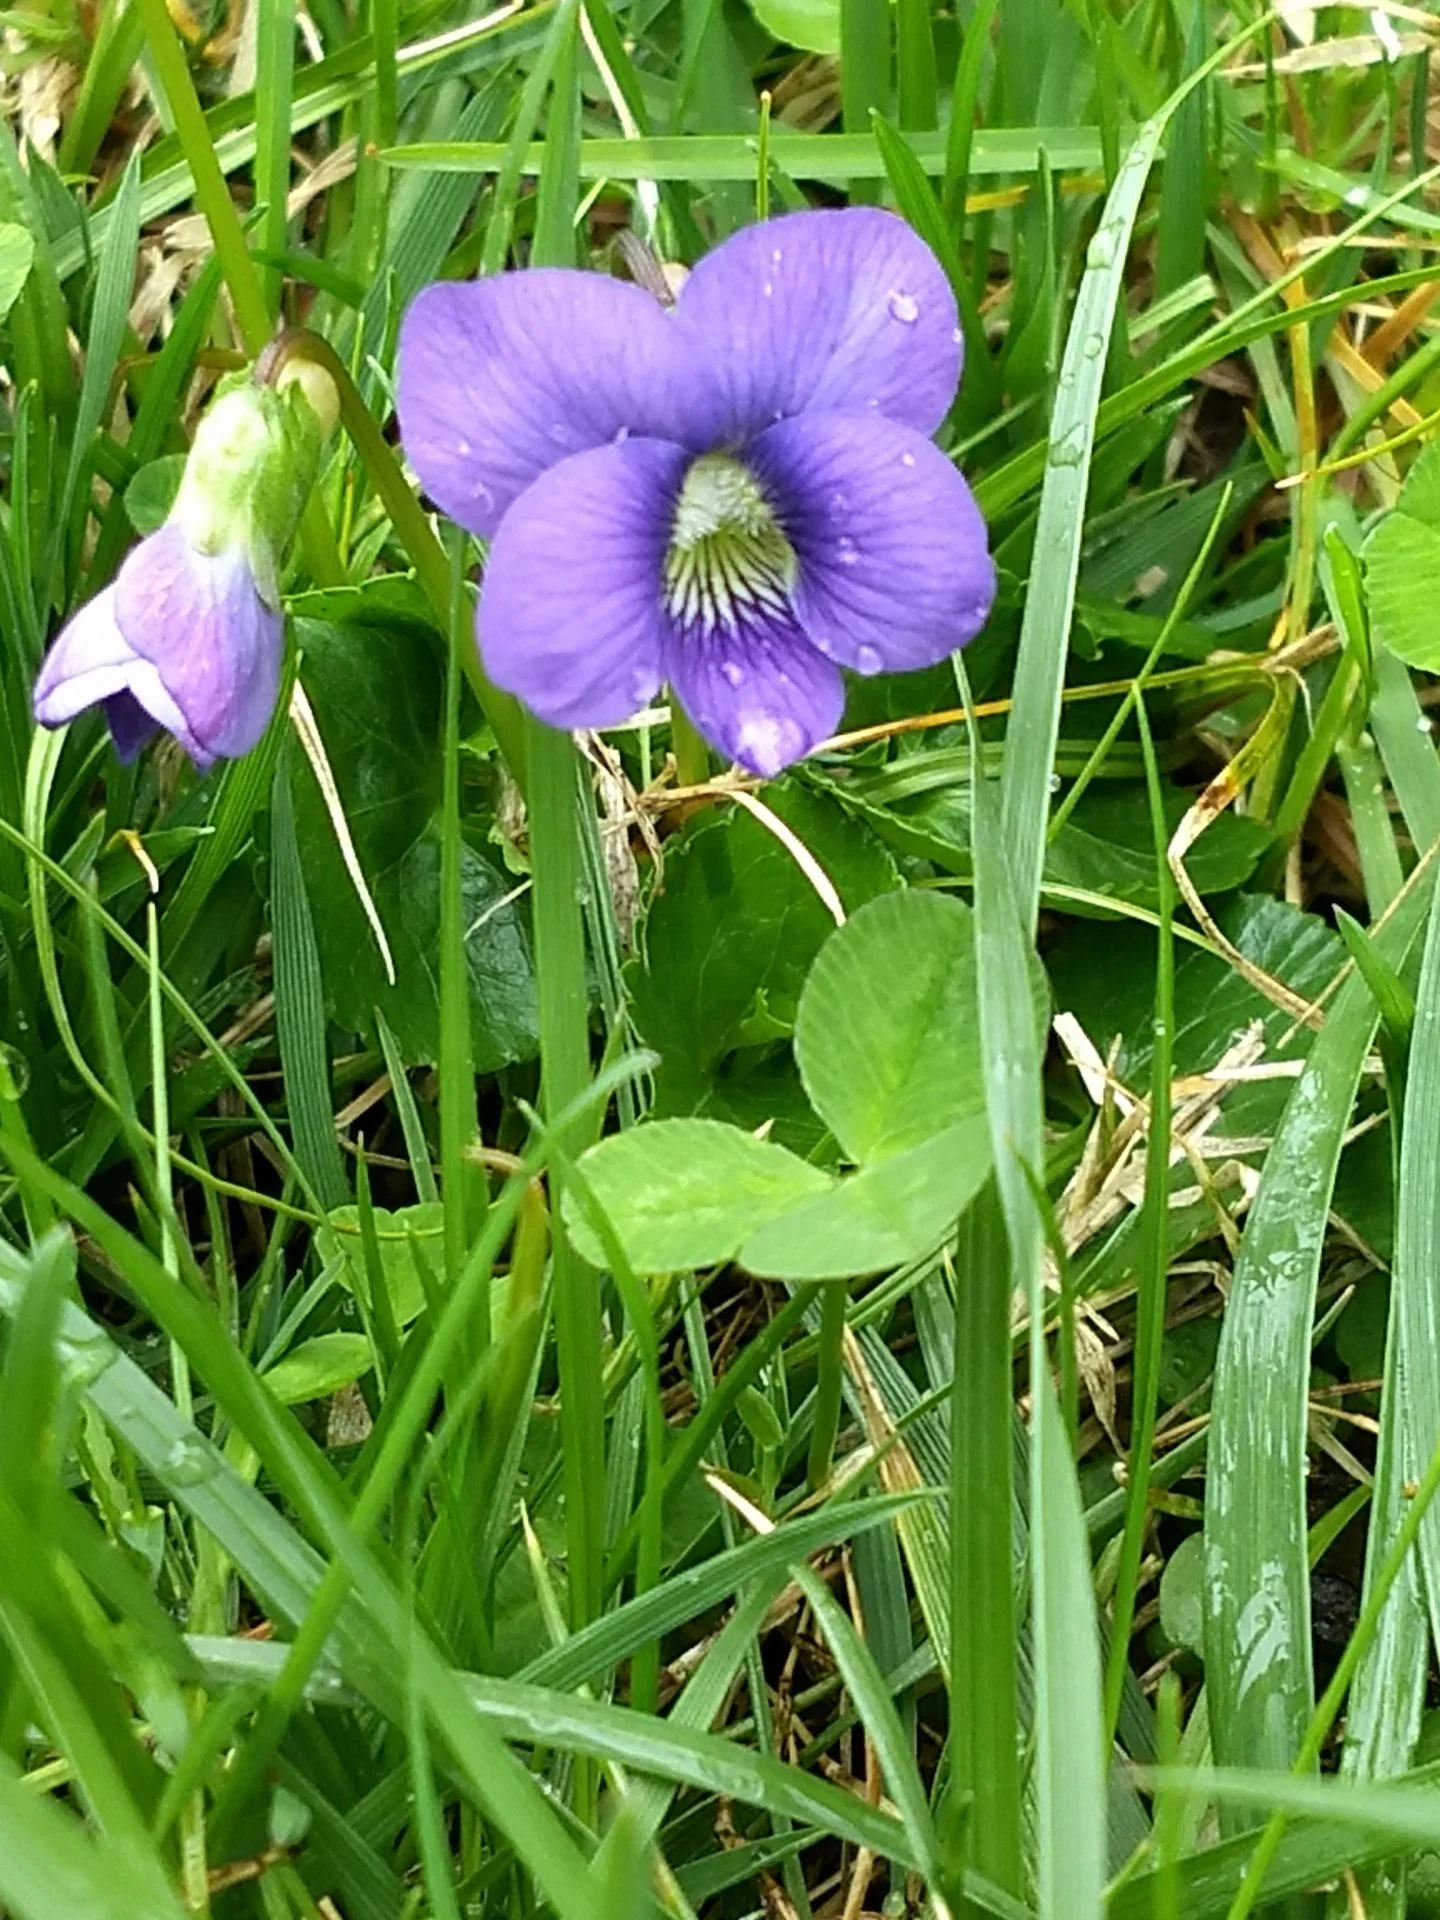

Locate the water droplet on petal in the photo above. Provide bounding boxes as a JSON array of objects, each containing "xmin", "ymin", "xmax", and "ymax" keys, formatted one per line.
[
  {"xmin": 721, "ymin": 660, "xmax": 744, "ymax": 687},
  {"xmin": 900, "ymin": 452, "xmax": 916, "ymax": 469},
  {"xmin": 763, "ymin": 282, "xmax": 774, "ymax": 298},
  {"xmin": 836, "ymin": 536, "xmax": 860, "ymax": 566},
  {"xmin": 614, "ymin": 424, "xmax": 630, "ymax": 443},
  {"xmin": 828, "ymin": 490, "xmax": 848, "ymax": 511},
  {"xmin": 735, "ymin": 714, "xmax": 796, "ymax": 778},
  {"xmin": 952, "ymin": 327, "xmax": 963, "ymax": 345},
  {"xmin": 811, "ymin": 633, "xmax": 834, "ymax": 658},
  {"xmin": 549, "ymin": 422, "xmax": 569, "ymax": 443},
  {"xmin": 888, "ymin": 291, "xmax": 919, "ymax": 324},
  {"xmin": 771, "ymin": 247, "xmax": 783, "ymax": 265},
  {"xmin": 855, "ymin": 643, "xmax": 884, "ymax": 675}
]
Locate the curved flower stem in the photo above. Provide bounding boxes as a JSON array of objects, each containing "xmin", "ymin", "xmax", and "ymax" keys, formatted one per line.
[
  {"xmin": 134, "ymin": 0, "xmax": 347, "ymax": 593},
  {"xmin": 264, "ymin": 330, "xmax": 529, "ymax": 788}
]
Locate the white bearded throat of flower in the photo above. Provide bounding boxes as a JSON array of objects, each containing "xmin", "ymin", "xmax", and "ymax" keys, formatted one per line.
[{"xmin": 663, "ymin": 453, "xmax": 796, "ymax": 647}]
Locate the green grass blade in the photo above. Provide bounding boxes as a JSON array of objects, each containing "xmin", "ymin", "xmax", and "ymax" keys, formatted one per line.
[
  {"xmin": 971, "ymin": 697, "xmax": 1102, "ymax": 1914},
  {"xmin": 58, "ymin": 0, "xmax": 146, "ymax": 179},
  {"xmin": 192, "ymin": 1635, "xmax": 963, "ymax": 1885},
  {"xmin": 1337, "ymin": 858, "xmax": 1440, "ymax": 1918},
  {"xmin": 996, "ymin": 114, "xmax": 1166, "ymax": 930},
  {"xmin": 946, "ymin": 1181, "xmax": 1023, "ymax": 1905},
  {"xmin": 942, "ymin": 0, "xmax": 1000, "ymax": 218},
  {"xmin": 1033, "ymin": 1376, "xmax": 1107, "ymax": 1919},
  {"xmin": 384, "ymin": 126, "xmax": 1105, "ymax": 183},
  {"xmin": 1203, "ymin": 860, "xmax": 1438, "ymax": 1811},
  {"xmin": 52, "ymin": 153, "xmax": 140, "ymax": 589},
  {"xmin": 1370, "ymin": 643, "xmax": 1440, "ymax": 852},
  {"xmin": 270, "ymin": 750, "xmax": 349, "ymax": 1209},
  {"xmin": 0, "ymin": 1763, "xmax": 187, "ymax": 1920},
  {"xmin": 792, "ymin": 1561, "xmax": 940, "ymax": 1882},
  {"xmin": 253, "ymin": 0, "xmax": 297, "ymax": 317},
  {"xmin": 1110, "ymin": 1761, "xmax": 1440, "ymax": 1918},
  {"xmin": 894, "ymin": 0, "xmax": 937, "ymax": 130}
]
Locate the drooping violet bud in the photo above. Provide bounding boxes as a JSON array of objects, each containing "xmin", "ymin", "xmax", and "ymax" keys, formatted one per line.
[{"xmin": 34, "ymin": 366, "xmax": 333, "ymax": 770}]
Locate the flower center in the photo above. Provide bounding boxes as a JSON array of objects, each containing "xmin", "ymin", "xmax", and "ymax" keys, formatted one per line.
[{"xmin": 664, "ymin": 454, "xmax": 795, "ymax": 633}]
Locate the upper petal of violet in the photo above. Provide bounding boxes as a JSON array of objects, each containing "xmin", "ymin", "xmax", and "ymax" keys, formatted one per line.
[
  {"xmin": 33, "ymin": 587, "xmax": 144, "ymax": 726},
  {"xmin": 114, "ymin": 522, "xmax": 283, "ymax": 766},
  {"xmin": 478, "ymin": 436, "xmax": 689, "ymax": 730},
  {"xmin": 748, "ymin": 409, "xmax": 995, "ymax": 676},
  {"xmin": 672, "ymin": 208, "xmax": 961, "ymax": 445},
  {"xmin": 396, "ymin": 271, "xmax": 715, "ymax": 541}
]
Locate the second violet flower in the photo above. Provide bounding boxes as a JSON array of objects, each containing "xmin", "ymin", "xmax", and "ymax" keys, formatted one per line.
[{"xmin": 397, "ymin": 207, "xmax": 995, "ymax": 778}]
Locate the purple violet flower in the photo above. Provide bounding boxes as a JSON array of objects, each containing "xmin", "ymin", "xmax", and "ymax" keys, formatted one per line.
[
  {"xmin": 396, "ymin": 207, "xmax": 996, "ymax": 777},
  {"xmin": 34, "ymin": 369, "xmax": 331, "ymax": 772}
]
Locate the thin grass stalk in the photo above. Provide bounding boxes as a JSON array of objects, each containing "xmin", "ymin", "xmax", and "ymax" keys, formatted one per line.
[
  {"xmin": 517, "ymin": 0, "xmax": 607, "ymax": 1693},
  {"xmin": 439, "ymin": 532, "xmax": 481, "ymax": 1324},
  {"xmin": 253, "ymin": 0, "xmax": 296, "ymax": 318},
  {"xmin": 807, "ymin": 1283, "xmax": 848, "ymax": 1491},
  {"xmin": 1101, "ymin": 694, "xmax": 1174, "ymax": 1749},
  {"xmin": 944, "ymin": 1178, "xmax": 1023, "ymax": 1912}
]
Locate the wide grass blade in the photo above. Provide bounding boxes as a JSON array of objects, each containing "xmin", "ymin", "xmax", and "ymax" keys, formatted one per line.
[
  {"xmin": 971, "ymin": 726, "xmax": 1105, "ymax": 1917},
  {"xmin": 1203, "ymin": 860, "xmax": 1438, "ymax": 1809}
]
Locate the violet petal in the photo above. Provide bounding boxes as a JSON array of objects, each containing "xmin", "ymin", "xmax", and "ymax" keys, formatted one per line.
[
  {"xmin": 33, "ymin": 588, "xmax": 140, "ymax": 725},
  {"xmin": 664, "ymin": 606, "xmax": 844, "ymax": 778},
  {"xmin": 673, "ymin": 208, "xmax": 961, "ymax": 444},
  {"xmin": 114, "ymin": 523, "xmax": 283, "ymax": 767},
  {"xmin": 104, "ymin": 692, "xmax": 160, "ymax": 762},
  {"xmin": 32, "ymin": 582, "xmax": 209, "ymax": 762},
  {"xmin": 748, "ymin": 409, "xmax": 995, "ymax": 675},
  {"xmin": 478, "ymin": 437, "xmax": 688, "ymax": 729},
  {"xmin": 397, "ymin": 272, "xmax": 715, "ymax": 541}
]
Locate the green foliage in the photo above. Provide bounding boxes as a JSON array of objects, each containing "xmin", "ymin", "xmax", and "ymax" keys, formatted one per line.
[
  {"xmin": 292, "ymin": 613, "xmax": 539, "ymax": 1068},
  {"xmin": 1365, "ymin": 442, "xmax": 1440, "ymax": 672},
  {"xmin": 626, "ymin": 783, "xmax": 896, "ymax": 1137},
  {"xmin": 568, "ymin": 1116, "xmax": 831, "ymax": 1270},
  {"xmin": 0, "ymin": 221, "xmax": 33, "ymax": 322},
  {"xmin": 7, "ymin": 7, "xmax": 1440, "ymax": 1919}
]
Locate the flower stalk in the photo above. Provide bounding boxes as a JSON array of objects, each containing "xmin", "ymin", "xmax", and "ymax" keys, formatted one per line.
[
  {"xmin": 260, "ymin": 329, "xmax": 529, "ymax": 786},
  {"xmin": 135, "ymin": 0, "xmax": 344, "ymax": 590}
]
